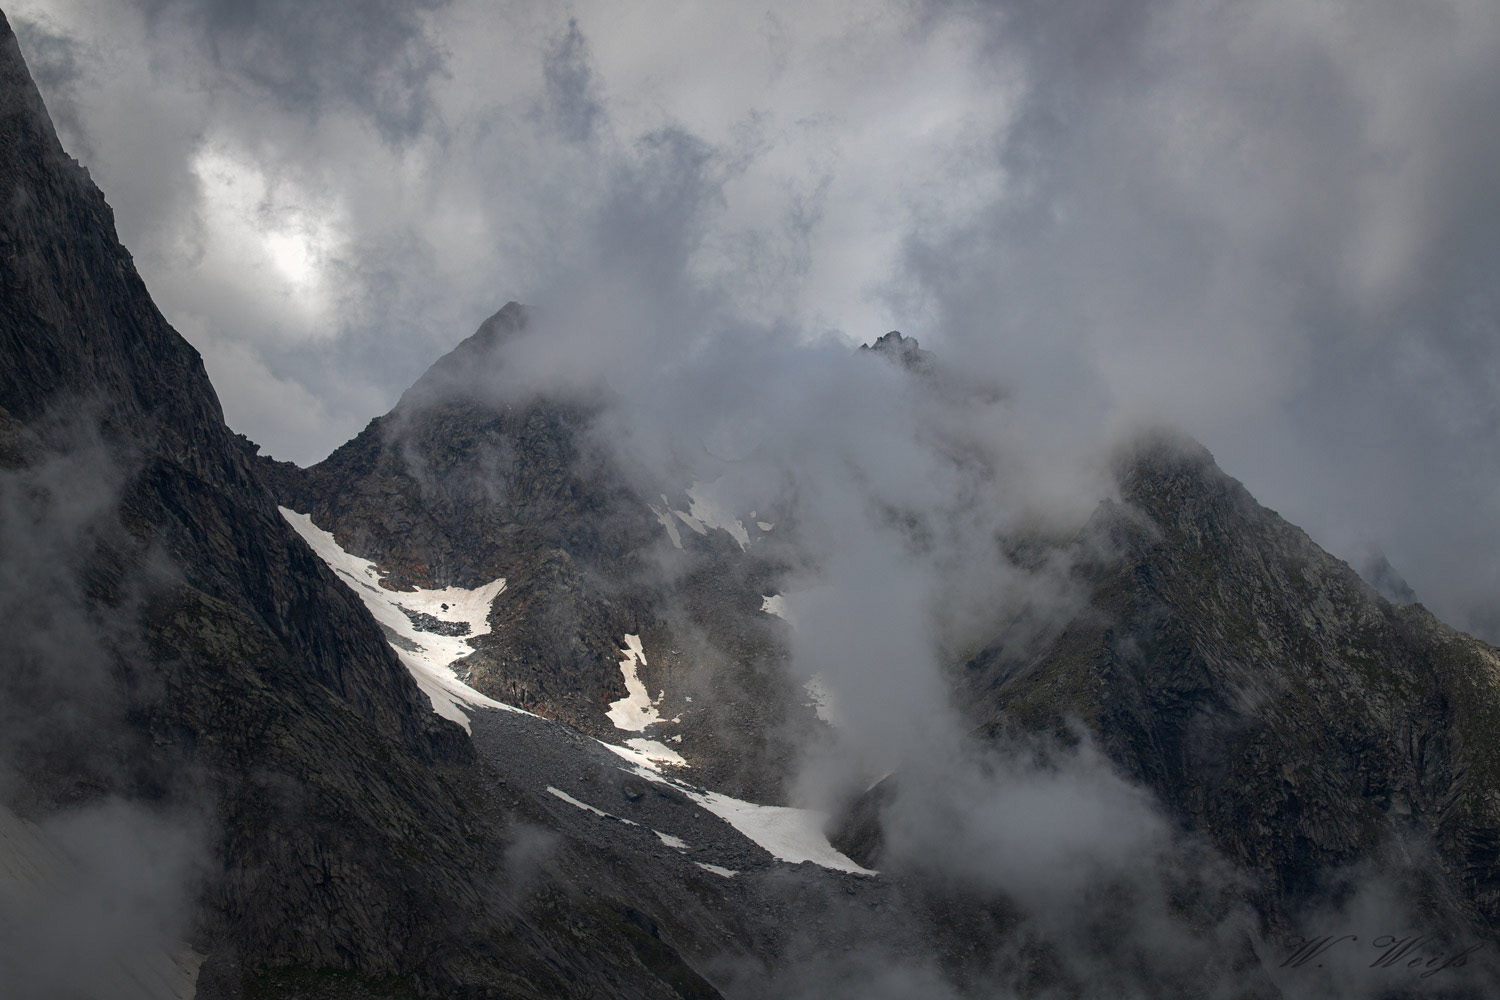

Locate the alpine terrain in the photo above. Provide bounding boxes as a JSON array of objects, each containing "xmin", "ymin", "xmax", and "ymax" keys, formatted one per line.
[{"xmin": 1, "ymin": 8, "xmax": 1497, "ymax": 999}]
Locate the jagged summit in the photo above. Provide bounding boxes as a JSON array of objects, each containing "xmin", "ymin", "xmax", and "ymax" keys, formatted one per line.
[
  {"xmin": 952, "ymin": 431, "xmax": 1500, "ymax": 939},
  {"xmin": 860, "ymin": 329, "xmax": 937, "ymax": 375}
]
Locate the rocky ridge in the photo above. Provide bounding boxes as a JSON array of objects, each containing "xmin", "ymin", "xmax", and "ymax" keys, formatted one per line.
[
  {"xmin": 945, "ymin": 435, "xmax": 1500, "ymax": 942},
  {"xmin": 257, "ymin": 307, "xmax": 812, "ymax": 802}
]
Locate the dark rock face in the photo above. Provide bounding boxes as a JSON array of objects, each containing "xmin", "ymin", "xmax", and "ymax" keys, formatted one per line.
[
  {"xmin": 960, "ymin": 434, "xmax": 1500, "ymax": 936},
  {"xmin": 258, "ymin": 304, "xmax": 660, "ymax": 731},
  {"xmin": 827, "ymin": 775, "xmax": 894, "ymax": 870},
  {"xmin": 0, "ymin": 13, "xmax": 730, "ymax": 996}
]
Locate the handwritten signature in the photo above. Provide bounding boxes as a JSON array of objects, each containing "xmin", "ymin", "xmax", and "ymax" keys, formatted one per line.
[{"xmin": 1281, "ymin": 934, "xmax": 1481, "ymax": 979}]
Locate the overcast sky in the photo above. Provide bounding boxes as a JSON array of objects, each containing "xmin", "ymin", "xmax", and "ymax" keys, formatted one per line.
[{"xmin": 11, "ymin": 0, "xmax": 1500, "ymax": 640}]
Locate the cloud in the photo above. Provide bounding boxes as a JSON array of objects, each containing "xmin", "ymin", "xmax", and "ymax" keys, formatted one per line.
[
  {"xmin": 9, "ymin": 13, "xmax": 92, "ymax": 158},
  {"xmin": 8, "ymin": 0, "xmax": 1023, "ymax": 463},
  {"xmin": 134, "ymin": 0, "xmax": 452, "ymax": 140},
  {"xmin": 538, "ymin": 18, "xmax": 604, "ymax": 145},
  {"xmin": 893, "ymin": 0, "xmax": 1500, "ymax": 639},
  {"xmin": 0, "ymin": 421, "xmax": 134, "ymax": 794}
]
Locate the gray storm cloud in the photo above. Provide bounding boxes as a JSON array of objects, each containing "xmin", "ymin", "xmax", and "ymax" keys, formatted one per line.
[
  {"xmin": 903, "ymin": 0, "xmax": 1500, "ymax": 640},
  {"xmin": 14, "ymin": 0, "xmax": 1497, "ymax": 640}
]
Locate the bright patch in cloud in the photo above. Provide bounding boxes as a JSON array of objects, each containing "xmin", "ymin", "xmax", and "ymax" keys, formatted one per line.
[{"xmin": 188, "ymin": 145, "xmax": 345, "ymax": 330}]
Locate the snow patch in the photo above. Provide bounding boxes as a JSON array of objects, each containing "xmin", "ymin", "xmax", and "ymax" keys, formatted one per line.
[
  {"xmin": 803, "ymin": 676, "xmax": 839, "ymax": 726},
  {"xmin": 546, "ymin": 787, "xmax": 638, "ymax": 826},
  {"xmin": 760, "ymin": 594, "xmax": 789, "ymax": 621},
  {"xmin": 756, "ymin": 521, "xmax": 774, "ymax": 531},
  {"xmin": 624, "ymin": 738, "xmax": 687, "ymax": 766},
  {"xmin": 599, "ymin": 741, "xmax": 678, "ymax": 773},
  {"xmin": 674, "ymin": 509, "xmax": 709, "ymax": 536},
  {"xmin": 685, "ymin": 481, "xmax": 751, "ymax": 549},
  {"xmin": 650, "ymin": 499, "xmax": 683, "ymax": 549},
  {"xmin": 649, "ymin": 480, "xmax": 753, "ymax": 551},
  {"xmin": 655, "ymin": 831, "xmax": 689, "ymax": 849},
  {"xmin": 279, "ymin": 508, "xmax": 527, "ymax": 732},
  {"xmin": 596, "ymin": 744, "xmax": 874, "ymax": 876},
  {"xmin": 695, "ymin": 862, "xmax": 738, "ymax": 878},
  {"xmin": 691, "ymin": 791, "xmax": 874, "ymax": 874},
  {"xmin": 605, "ymin": 634, "xmax": 667, "ymax": 732}
]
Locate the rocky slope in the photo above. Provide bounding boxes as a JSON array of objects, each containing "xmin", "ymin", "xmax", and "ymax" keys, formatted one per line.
[
  {"xmin": 0, "ymin": 12, "xmax": 752, "ymax": 997},
  {"xmin": 259, "ymin": 297, "xmax": 1500, "ymax": 994},
  {"xmin": 948, "ymin": 434, "xmax": 1500, "ymax": 942}
]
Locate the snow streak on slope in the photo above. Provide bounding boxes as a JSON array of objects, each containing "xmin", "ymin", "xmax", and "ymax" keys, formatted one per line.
[
  {"xmin": 603, "ymin": 634, "xmax": 688, "ymax": 765},
  {"xmin": 649, "ymin": 479, "xmax": 754, "ymax": 551},
  {"xmin": 545, "ymin": 788, "xmax": 639, "ymax": 826},
  {"xmin": 600, "ymin": 746, "xmax": 876, "ymax": 876},
  {"xmin": 279, "ymin": 507, "xmax": 524, "ymax": 731}
]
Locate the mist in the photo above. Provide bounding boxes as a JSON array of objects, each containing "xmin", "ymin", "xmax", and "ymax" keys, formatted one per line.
[{"xmin": 0, "ymin": 416, "xmax": 207, "ymax": 999}]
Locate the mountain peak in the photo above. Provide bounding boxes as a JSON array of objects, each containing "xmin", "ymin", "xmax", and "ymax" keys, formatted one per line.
[
  {"xmin": 468, "ymin": 300, "xmax": 528, "ymax": 347},
  {"xmin": 860, "ymin": 330, "xmax": 936, "ymax": 374},
  {"xmin": 396, "ymin": 301, "xmax": 527, "ymax": 412},
  {"xmin": 435, "ymin": 299, "xmax": 528, "ymax": 369}
]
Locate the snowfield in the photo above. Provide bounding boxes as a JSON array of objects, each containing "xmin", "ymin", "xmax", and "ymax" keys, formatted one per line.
[{"xmin": 279, "ymin": 508, "xmax": 524, "ymax": 731}]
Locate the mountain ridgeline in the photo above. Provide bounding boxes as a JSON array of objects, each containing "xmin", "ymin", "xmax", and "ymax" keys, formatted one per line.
[
  {"xmin": 960, "ymin": 439, "xmax": 1500, "ymax": 927},
  {"xmin": 0, "ymin": 12, "xmax": 750, "ymax": 997},
  {"xmin": 3, "ymin": 6, "xmax": 1499, "ymax": 998}
]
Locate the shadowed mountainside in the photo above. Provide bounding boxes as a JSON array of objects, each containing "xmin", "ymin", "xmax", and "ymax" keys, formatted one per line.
[
  {"xmin": 944, "ymin": 435, "xmax": 1500, "ymax": 940},
  {"xmin": 0, "ymin": 12, "xmax": 730, "ymax": 996}
]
